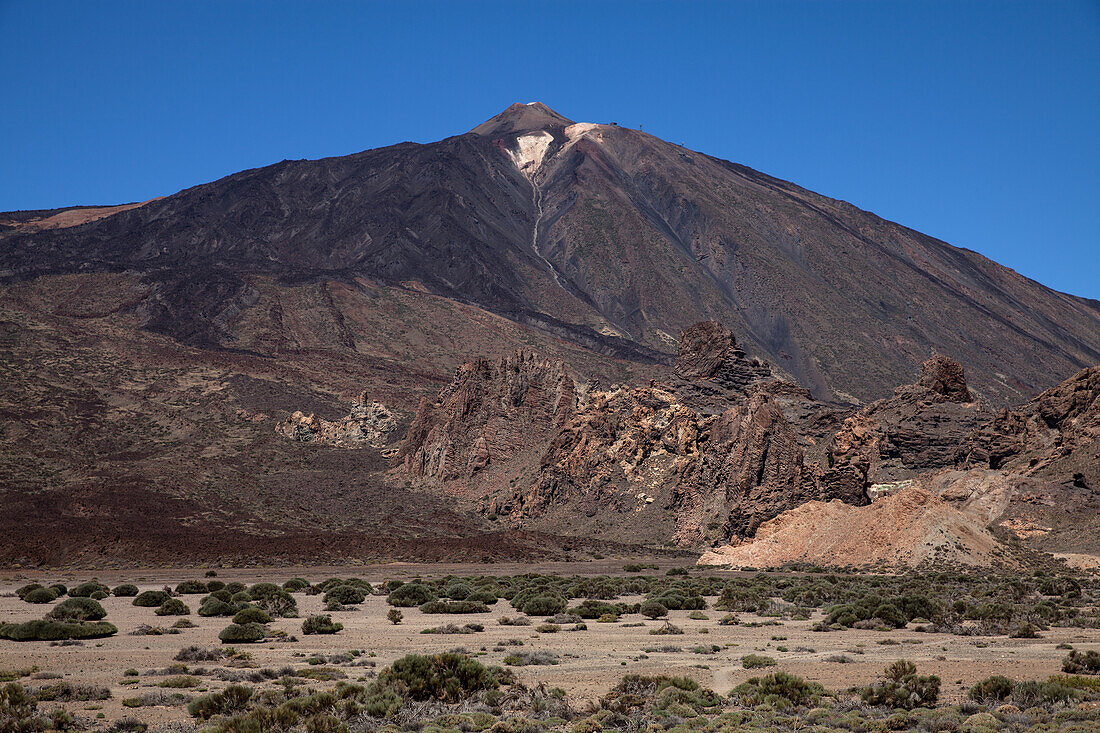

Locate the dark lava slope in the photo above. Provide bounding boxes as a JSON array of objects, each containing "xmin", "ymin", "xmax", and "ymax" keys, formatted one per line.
[{"xmin": 3, "ymin": 102, "xmax": 1098, "ymax": 404}]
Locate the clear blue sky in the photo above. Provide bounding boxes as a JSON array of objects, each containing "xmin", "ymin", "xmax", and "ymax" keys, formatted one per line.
[{"xmin": 2, "ymin": 1, "xmax": 1097, "ymax": 299}]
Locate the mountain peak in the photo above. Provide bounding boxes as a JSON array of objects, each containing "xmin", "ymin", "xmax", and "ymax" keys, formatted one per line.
[{"xmin": 470, "ymin": 102, "xmax": 574, "ymax": 136}]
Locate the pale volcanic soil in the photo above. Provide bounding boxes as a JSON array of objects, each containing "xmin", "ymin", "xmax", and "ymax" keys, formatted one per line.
[{"xmin": 1, "ymin": 563, "xmax": 1098, "ymax": 728}]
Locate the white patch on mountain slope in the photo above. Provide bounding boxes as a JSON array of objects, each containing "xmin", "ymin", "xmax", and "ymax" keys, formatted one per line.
[{"xmin": 506, "ymin": 131, "xmax": 554, "ymax": 176}]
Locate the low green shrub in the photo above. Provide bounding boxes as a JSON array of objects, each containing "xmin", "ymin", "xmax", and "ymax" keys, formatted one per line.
[
  {"xmin": 198, "ymin": 599, "xmax": 236, "ymax": 617},
  {"xmin": 1063, "ymin": 649, "xmax": 1100, "ymax": 675},
  {"xmin": 323, "ymin": 585, "xmax": 365, "ymax": 606},
  {"xmin": 112, "ymin": 584, "xmax": 139, "ymax": 597},
  {"xmin": 386, "ymin": 583, "xmax": 436, "ymax": 607},
  {"xmin": 47, "ymin": 597, "xmax": 107, "ymax": 621},
  {"xmin": 639, "ymin": 600, "xmax": 668, "ymax": 619},
  {"xmin": 232, "ymin": 606, "xmax": 272, "ymax": 624},
  {"xmin": 15, "ymin": 584, "xmax": 44, "ymax": 600},
  {"xmin": 187, "ymin": 685, "xmax": 253, "ymax": 719},
  {"xmin": 372, "ymin": 653, "xmax": 498, "ymax": 702},
  {"xmin": 23, "ymin": 588, "xmax": 59, "ymax": 604},
  {"xmin": 741, "ymin": 654, "xmax": 777, "ymax": 669},
  {"xmin": 467, "ymin": 590, "xmax": 498, "ymax": 605},
  {"xmin": 570, "ymin": 600, "xmax": 620, "ymax": 619},
  {"xmin": 969, "ymin": 675, "xmax": 1014, "ymax": 702},
  {"xmin": 419, "ymin": 600, "xmax": 489, "ymax": 614},
  {"xmin": 132, "ymin": 590, "xmax": 170, "ymax": 608},
  {"xmin": 68, "ymin": 581, "xmax": 109, "ymax": 598},
  {"xmin": 217, "ymin": 623, "xmax": 266, "ymax": 644},
  {"xmin": 733, "ymin": 671, "xmax": 826, "ymax": 707},
  {"xmin": 445, "ymin": 582, "xmax": 473, "ymax": 600},
  {"xmin": 174, "ymin": 580, "xmax": 207, "ymax": 595},
  {"xmin": 1011, "ymin": 679, "xmax": 1081, "ymax": 707},
  {"xmin": 0, "ymin": 620, "xmax": 117, "ymax": 641},
  {"xmin": 302, "ymin": 615, "xmax": 343, "ymax": 635},
  {"xmin": 859, "ymin": 660, "xmax": 940, "ymax": 709},
  {"xmin": 520, "ymin": 595, "xmax": 566, "ymax": 616},
  {"xmin": 283, "ymin": 578, "xmax": 311, "ymax": 592},
  {"xmin": 155, "ymin": 599, "xmax": 191, "ymax": 616}
]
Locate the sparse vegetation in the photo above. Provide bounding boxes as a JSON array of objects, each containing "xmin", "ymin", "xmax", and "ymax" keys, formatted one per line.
[
  {"xmin": 741, "ymin": 654, "xmax": 777, "ymax": 669},
  {"xmin": 301, "ymin": 615, "xmax": 343, "ymax": 635},
  {"xmin": 859, "ymin": 660, "xmax": 941, "ymax": 709},
  {"xmin": 217, "ymin": 622, "xmax": 266, "ymax": 644},
  {"xmin": 155, "ymin": 598, "xmax": 191, "ymax": 616},
  {"xmin": 132, "ymin": 590, "xmax": 171, "ymax": 608},
  {"xmin": 0, "ymin": 619, "xmax": 117, "ymax": 641},
  {"xmin": 1063, "ymin": 649, "xmax": 1100, "ymax": 675},
  {"xmin": 47, "ymin": 597, "xmax": 107, "ymax": 621}
]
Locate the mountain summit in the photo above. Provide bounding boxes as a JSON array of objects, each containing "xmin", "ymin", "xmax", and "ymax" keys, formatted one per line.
[
  {"xmin": 470, "ymin": 102, "xmax": 575, "ymax": 136},
  {"xmin": 2, "ymin": 104, "xmax": 1098, "ymax": 405}
]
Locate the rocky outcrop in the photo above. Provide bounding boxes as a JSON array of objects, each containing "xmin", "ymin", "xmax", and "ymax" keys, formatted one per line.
[
  {"xmin": 486, "ymin": 325, "xmax": 867, "ymax": 547},
  {"xmin": 828, "ymin": 356, "xmax": 989, "ymax": 485},
  {"xmin": 394, "ymin": 321, "xmax": 1096, "ymax": 557},
  {"xmin": 669, "ymin": 321, "xmax": 777, "ymax": 412},
  {"xmin": 398, "ymin": 351, "xmax": 576, "ymax": 488},
  {"xmin": 671, "ymin": 392, "xmax": 842, "ymax": 543},
  {"xmin": 919, "ymin": 354, "xmax": 973, "ymax": 402},
  {"xmin": 276, "ymin": 393, "xmax": 398, "ymax": 447},
  {"xmin": 960, "ymin": 366, "xmax": 1099, "ymax": 491}
]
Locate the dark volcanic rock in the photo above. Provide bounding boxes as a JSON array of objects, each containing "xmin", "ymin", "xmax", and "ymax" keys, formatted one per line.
[
  {"xmin": 919, "ymin": 354, "xmax": 973, "ymax": 402},
  {"xmin": 462, "ymin": 323, "xmax": 868, "ymax": 547},
  {"xmin": 673, "ymin": 392, "xmax": 839, "ymax": 542},
  {"xmin": 3, "ymin": 103, "xmax": 1098, "ymax": 404},
  {"xmin": 671, "ymin": 321, "xmax": 777, "ymax": 411},
  {"xmin": 961, "ymin": 366, "xmax": 1100, "ymax": 489},
  {"xmin": 399, "ymin": 351, "xmax": 576, "ymax": 486},
  {"xmin": 828, "ymin": 356, "xmax": 990, "ymax": 485}
]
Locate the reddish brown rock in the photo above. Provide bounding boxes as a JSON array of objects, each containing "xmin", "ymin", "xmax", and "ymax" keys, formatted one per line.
[
  {"xmin": 919, "ymin": 354, "xmax": 973, "ymax": 402},
  {"xmin": 276, "ymin": 393, "xmax": 398, "ymax": 447},
  {"xmin": 672, "ymin": 392, "xmax": 828, "ymax": 543},
  {"xmin": 670, "ymin": 321, "xmax": 777, "ymax": 411},
  {"xmin": 399, "ymin": 350, "xmax": 576, "ymax": 490},
  {"xmin": 961, "ymin": 366, "xmax": 1099, "ymax": 489},
  {"xmin": 828, "ymin": 355, "xmax": 989, "ymax": 485}
]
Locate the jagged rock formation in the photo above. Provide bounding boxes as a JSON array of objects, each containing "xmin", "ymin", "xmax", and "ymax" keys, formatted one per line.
[
  {"xmin": 701, "ymin": 363, "xmax": 1100, "ymax": 567},
  {"xmin": 961, "ymin": 366, "xmax": 1099, "ymax": 488},
  {"xmin": 828, "ymin": 355, "xmax": 990, "ymax": 486},
  {"xmin": 669, "ymin": 321, "xmax": 778, "ymax": 412},
  {"xmin": 276, "ymin": 394, "xmax": 398, "ymax": 447},
  {"xmin": 406, "ymin": 322, "xmax": 868, "ymax": 547},
  {"xmin": 398, "ymin": 351, "xmax": 576, "ymax": 493},
  {"xmin": 395, "ymin": 320, "xmax": 1098, "ymax": 559}
]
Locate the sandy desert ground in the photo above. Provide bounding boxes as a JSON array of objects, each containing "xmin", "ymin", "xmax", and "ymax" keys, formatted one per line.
[{"xmin": 2, "ymin": 562, "xmax": 1098, "ymax": 728}]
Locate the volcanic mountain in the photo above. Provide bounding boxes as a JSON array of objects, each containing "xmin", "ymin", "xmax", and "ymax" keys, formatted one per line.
[
  {"xmin": 3, "ymin": 102, "xmax": 1098, "ymax": 404},
  {"xmin": 1, "ymin": 102, "xmax": 1098, "ymax": 566}
]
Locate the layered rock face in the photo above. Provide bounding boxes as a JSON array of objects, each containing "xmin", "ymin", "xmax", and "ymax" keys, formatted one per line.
[
  {"xmin": 276, "ymin": 394, "xmax": 398, "ymax": 447},
  {"xmin": 672, "ymin": 322, "xmax": 775, "ymax": 395},
  {"xmin": 961, "ymin": 366, "xmax": 1099, "ymax": 489},
  {"xmin": 827, "ymin": 355, "xmax": 989, "ymax": 486},
  {"xmin": 396, "ymin": 321, "xmax": 1099, "ymax": 557},
  {"xmin": 398, "ymin": 351, "xmax": 576, "ymax": 493},
  {"xmin": 405, "ymin": 322, "xmax": 869, "ymax": 547}
]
